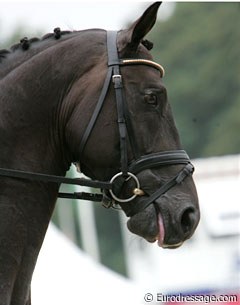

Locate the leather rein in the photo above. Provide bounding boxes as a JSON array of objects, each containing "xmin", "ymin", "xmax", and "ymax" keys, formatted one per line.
[{"xmin": 0, "ymin": 31, "xmax": 194, "ymax": 216}]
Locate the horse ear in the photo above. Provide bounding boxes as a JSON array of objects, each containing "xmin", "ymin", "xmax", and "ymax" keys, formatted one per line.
[{"xmin": 119, "ymin": 2, "xmax": 161, "ymax": 53}]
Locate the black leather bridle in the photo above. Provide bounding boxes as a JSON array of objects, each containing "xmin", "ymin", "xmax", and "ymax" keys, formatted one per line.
[{"xmin": 0, "ymin": 31, "xmax": 194, "ymax": 217}]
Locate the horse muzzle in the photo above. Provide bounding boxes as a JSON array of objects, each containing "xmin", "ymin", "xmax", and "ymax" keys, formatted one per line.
[
  {"xmin": 117, "ymin": 164, "xmax": 200, "ymax": 249},
  {"xmin": 127, "ymin": 193, "xmax": 200, "ymax": 249},
  {"xmin": 155, "ymin": 196, "xmax": 200, "ymax": 248}
]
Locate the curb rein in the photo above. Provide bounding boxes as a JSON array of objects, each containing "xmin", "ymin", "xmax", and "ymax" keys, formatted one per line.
[{"xmin": 0, "ymin": 31, "xmax": 194, "ymax": 216}]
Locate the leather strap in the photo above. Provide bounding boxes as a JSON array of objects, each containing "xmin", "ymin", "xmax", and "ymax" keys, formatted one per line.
[
  {"xmin": 126, "ymin": 163, "xmax": 194, "ymax": 217},
  {"xmin": 0, "ymin": 167, "xmax": 111, "ymax": 189},
  {"xmin": 79, "ymin": 62, "xmax": 113, "ymax": 159},
  {"xmin": 79, "ymin": 31, "xmax": 129, "ymax": 177},
  {"xmin": 130, "ymin": 150, "xmax": 191, "ymax": 174},
  {"xmin": 108, "ymin": 31, "xmax": 129, "ymax": 176}
]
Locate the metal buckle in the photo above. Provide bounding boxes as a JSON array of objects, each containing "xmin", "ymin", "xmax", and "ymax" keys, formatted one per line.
[
  {"xmin": 112, "ymin": 74, "xmax": 122, "ymax": 82},
  {"xmin": 109, "ymin": 172, "xmax": 140, "ymax": 203},
  {"xmin": 112, "ymin": 75, "xmax": 122, "ymax": 89}
]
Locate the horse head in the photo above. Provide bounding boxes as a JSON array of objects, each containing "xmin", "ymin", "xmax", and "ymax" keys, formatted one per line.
[{"xmin": 66, "ymin": 3, "xmax": 200, "ymax": 248}]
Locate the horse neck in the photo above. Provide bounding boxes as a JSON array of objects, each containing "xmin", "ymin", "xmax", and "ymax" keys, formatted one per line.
[{"xmin": 0, "ymin": 29, "xmax": 106, "ymax": 175}]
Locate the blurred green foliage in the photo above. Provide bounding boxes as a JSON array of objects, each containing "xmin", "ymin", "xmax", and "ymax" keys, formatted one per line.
[{"xmin": 149, "ymin": 2, "xmax": 240, "ymax": 158}]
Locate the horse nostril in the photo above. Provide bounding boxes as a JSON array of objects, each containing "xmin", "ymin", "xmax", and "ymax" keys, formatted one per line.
[{"xmin": 180, "ymin": 207, "xmax": 196, "ymax": 235}]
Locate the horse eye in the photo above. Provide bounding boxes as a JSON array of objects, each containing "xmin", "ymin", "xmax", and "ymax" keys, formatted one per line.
[{"xmin": 144, "ymin": 93, "xmax": 158, "ymax": 106}]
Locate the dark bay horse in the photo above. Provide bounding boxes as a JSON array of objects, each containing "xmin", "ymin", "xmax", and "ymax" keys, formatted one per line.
[{"xmin": 0, "ymin": 2, "xmax": 200, "ymax": 304}]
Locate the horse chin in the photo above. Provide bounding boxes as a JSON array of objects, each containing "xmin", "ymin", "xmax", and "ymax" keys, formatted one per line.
[
  {"xmin": 126, "ymin": 200, "xmax": 186, "ymax": 249},
  {"xmin": 126, "ymin": 203, "xmax": 159, "ymax": 244}
]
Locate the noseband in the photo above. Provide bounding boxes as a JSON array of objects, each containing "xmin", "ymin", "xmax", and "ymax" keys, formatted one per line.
[{"xmin": 0, "ymin": 31, "xmax": 194, "ymax": 217}]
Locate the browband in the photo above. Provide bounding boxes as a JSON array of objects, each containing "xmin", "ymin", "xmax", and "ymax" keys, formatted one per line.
[{"xmin": 121, "ymin": 59, "xmax": 165, "ymax": 78}]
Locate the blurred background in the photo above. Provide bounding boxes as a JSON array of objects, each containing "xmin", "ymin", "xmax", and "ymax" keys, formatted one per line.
[{"xmin": 1, "ymin": 2, "xmax": 239, "ymax": 304}]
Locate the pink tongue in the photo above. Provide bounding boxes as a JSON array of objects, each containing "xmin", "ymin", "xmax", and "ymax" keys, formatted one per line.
[{"xmin": 157, "ymin": 213, "xmax": 165, "ymax": 247}]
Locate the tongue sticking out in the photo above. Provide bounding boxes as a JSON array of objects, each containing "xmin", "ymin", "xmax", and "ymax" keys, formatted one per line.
[{"xmin": 157, "ymin": 213, "xmax": 165, "ymax": 247}]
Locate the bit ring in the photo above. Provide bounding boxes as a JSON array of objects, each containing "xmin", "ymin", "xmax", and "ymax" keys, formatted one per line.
[{"xmin": 109, "ymin": 172, "xmax": 140, "ymax": 203}]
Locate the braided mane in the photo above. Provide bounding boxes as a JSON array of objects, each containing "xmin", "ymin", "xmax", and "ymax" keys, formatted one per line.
[
  {"xmin": 0, "ymin": 28, "xmax": 73, "ymax": 62},
  {"xmin": 0, "ymin": 27, "xmax": 154, "ymax": 63}
]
